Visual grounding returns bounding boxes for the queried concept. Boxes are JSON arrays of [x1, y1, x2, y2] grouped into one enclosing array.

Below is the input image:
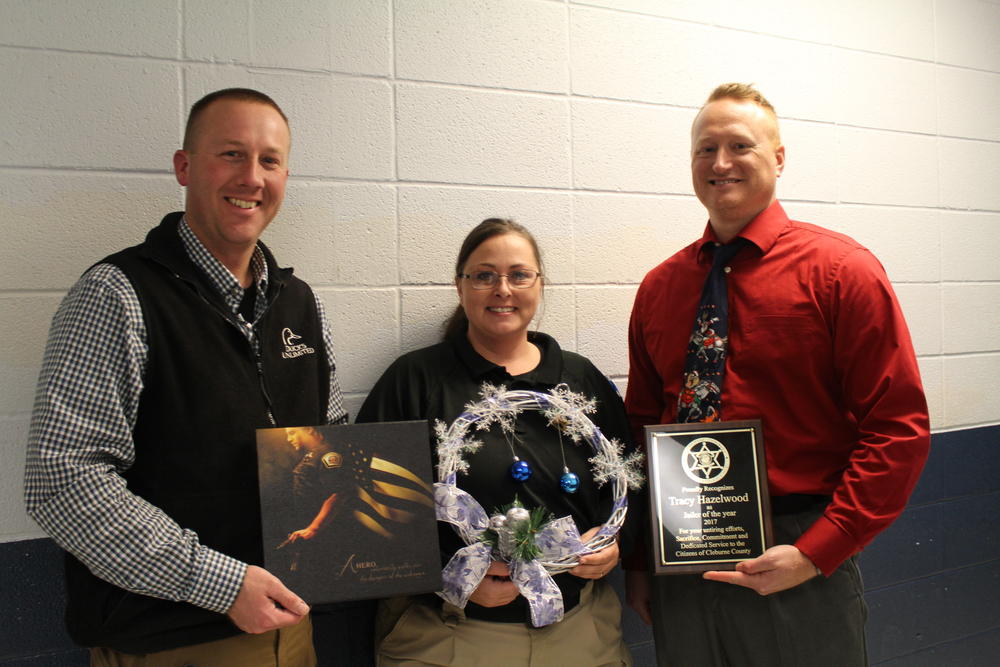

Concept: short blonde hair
[[699, 83, 781, 143]]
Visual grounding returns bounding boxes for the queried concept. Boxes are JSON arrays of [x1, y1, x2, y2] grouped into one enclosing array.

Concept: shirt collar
[[696, 200, 790, 260], [451, 331, 563, 386], [178, 217, 269, 309]]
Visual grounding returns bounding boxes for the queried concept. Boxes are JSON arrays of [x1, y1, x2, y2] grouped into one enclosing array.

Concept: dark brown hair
[[183, 88, 289, 151], [443, 218, 544, 340]]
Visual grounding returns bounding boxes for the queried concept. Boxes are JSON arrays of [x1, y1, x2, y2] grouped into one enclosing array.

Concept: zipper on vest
[[256, 354, 277, 426], [256, 281, 285, 427], [165, 264, 289, 427], [169, 269, 280, 425]]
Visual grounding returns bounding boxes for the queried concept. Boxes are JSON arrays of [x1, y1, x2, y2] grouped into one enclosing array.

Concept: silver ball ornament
[[505, 506, 530, 528]]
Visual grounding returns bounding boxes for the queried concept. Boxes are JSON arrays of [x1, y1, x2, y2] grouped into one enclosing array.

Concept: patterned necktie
[[677, 239, 745, 423]]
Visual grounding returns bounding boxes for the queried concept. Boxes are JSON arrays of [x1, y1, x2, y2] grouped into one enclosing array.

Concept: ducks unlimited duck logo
[[281, 327, 316, 359]]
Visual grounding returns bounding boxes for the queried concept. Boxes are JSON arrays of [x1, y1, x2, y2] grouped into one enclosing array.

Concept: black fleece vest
[[64, 213, 329, 653]]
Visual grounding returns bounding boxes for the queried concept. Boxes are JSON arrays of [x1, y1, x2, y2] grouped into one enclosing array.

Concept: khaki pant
[[90, 614, 316, 667], [378, 581, 631, 667]]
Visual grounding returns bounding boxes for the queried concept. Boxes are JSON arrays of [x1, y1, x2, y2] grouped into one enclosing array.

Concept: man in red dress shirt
[[625, 83, 930, 666]]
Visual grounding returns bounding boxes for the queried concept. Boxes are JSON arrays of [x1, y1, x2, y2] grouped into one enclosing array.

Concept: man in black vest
[[25, 89, 360, 664]]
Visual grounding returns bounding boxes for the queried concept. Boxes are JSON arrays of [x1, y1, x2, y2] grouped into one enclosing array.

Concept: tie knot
[[710, 239, 745, 270]]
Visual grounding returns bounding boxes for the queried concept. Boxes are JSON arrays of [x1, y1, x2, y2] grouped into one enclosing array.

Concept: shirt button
[[724, 266, 732, 274]]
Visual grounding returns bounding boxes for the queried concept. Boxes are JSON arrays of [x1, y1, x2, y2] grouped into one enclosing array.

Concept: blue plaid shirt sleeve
[[23, 264, 245, 614]]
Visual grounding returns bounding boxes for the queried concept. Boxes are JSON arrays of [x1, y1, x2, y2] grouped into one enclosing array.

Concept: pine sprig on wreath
[[479, 499, 553, 563]]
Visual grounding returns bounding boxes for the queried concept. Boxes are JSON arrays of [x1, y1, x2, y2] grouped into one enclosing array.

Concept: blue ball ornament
[[560, 471, 580, 493], [509, 458, 533, 482]]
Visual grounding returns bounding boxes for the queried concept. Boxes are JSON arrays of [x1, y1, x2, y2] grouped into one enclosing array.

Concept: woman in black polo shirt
[[357, 218, 634, 666]]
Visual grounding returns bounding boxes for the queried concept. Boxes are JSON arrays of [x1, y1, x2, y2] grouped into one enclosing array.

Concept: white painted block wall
[[1, 0, 997, 543]]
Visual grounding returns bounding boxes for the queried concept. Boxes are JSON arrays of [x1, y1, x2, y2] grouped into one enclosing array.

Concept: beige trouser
[[378, 580, 632, 667], [89, 614, 315, 667]]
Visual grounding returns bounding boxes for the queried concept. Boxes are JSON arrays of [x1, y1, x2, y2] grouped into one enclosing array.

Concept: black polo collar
[[450, 330, 564, 386]]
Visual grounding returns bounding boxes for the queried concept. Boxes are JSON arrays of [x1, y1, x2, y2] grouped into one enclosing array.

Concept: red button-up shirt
[[626, 201, 930, 573]]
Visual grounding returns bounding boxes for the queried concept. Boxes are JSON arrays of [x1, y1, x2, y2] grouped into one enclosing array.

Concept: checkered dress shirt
[[24, 219, 347, 614]]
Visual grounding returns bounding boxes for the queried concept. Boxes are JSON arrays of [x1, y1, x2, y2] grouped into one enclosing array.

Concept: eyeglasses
[[460, 269, 541, 290]]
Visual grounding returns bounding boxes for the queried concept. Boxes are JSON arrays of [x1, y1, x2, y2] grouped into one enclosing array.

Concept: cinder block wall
[[2, 1, 998, 664]]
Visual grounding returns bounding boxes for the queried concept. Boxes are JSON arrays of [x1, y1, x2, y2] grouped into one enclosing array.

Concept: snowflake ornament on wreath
[[433, 383, 644, 627]]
